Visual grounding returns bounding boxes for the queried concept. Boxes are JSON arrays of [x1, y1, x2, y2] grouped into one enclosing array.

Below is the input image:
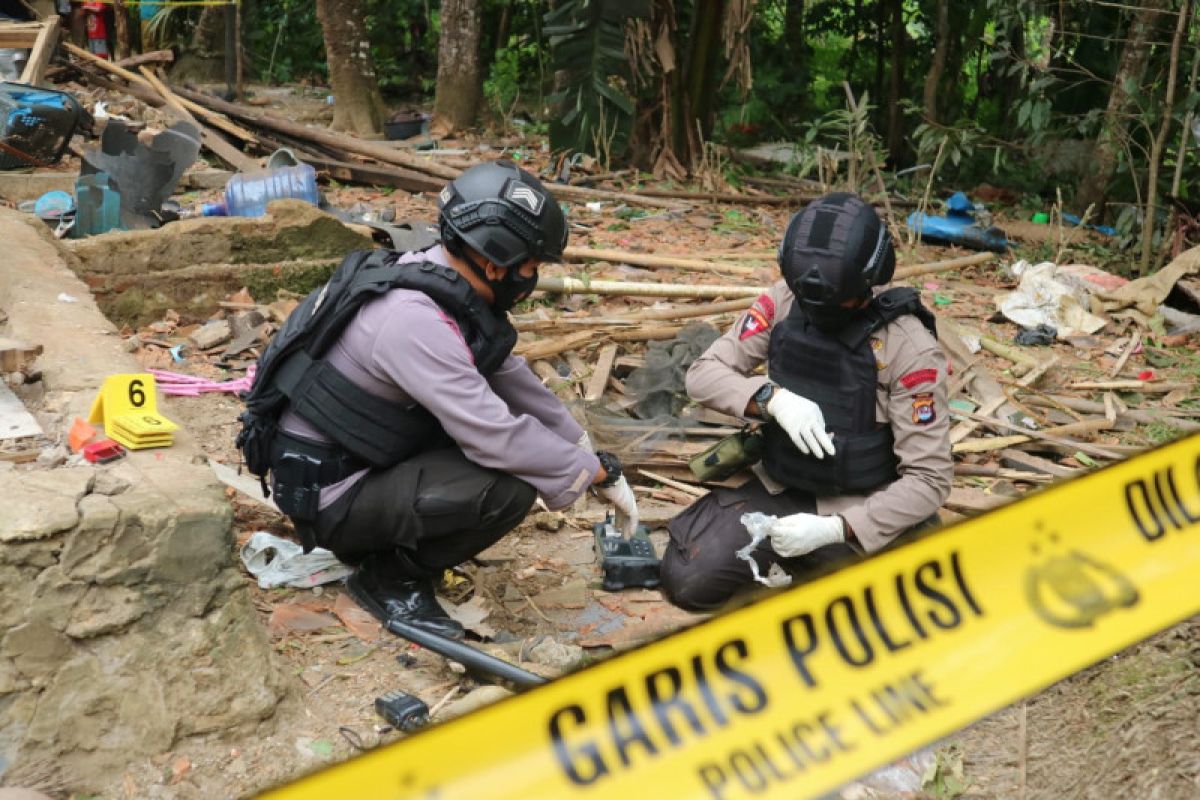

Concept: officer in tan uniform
[[660, 192, 953, 611]]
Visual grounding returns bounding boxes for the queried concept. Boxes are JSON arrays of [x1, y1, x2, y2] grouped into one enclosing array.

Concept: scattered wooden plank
[[945, 487, 1015, 513], [1068, 379, 1190, 392], [209, 458, 280, 513], [998, 449, 1084, 478], [0, 383, 43, 441], [0, 338, 43, 373], [585, 344, 618, 401], [0, 22, 42, 49], [18, 21, 59, 85], [516, 331, 597, 362]]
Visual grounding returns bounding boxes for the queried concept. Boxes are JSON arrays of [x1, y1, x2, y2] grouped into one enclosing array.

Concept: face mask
[[800, 301, 866, 333], [491, 268, 539, 313]]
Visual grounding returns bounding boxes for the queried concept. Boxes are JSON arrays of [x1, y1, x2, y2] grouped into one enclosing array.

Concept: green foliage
[[543, 0, 650, 162]]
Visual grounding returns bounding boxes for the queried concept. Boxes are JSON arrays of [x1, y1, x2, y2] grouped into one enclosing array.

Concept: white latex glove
[[576, 431, 593, 452], [596, 475, 639, 538], [768, 513, 844, 558], [766, 387, 836, 459]]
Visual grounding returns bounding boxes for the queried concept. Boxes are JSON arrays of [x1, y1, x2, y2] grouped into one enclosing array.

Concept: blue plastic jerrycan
[[73, 173, 122, 238]]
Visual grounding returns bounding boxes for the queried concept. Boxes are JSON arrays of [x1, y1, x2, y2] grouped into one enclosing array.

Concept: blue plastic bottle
[[202, 164, 320, 217]]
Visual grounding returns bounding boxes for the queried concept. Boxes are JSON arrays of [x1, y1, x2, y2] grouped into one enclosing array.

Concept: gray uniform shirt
[[279, 246, 599, 510], [686, 279, 954, 553]]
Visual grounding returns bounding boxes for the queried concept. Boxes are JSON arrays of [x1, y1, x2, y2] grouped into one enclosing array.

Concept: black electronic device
[[593, 517, 661, 591], [374, 690, 430, 732]]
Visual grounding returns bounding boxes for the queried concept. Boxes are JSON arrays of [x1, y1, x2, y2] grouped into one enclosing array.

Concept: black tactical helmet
[[778, 192, 895, 331], [438, 160, 568, 268]]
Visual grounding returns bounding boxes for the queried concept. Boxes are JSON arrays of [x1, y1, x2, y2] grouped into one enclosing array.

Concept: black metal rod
[[386, 618, 547, 691]]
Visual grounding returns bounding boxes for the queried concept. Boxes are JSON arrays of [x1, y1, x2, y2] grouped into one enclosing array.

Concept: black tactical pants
[[659, 477, 858, 612], [310, 447, 537, 580]]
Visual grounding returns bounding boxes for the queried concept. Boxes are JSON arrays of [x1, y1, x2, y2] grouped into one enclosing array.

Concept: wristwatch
[[753, 381, 777, 416], [595, 451, 623, 487]]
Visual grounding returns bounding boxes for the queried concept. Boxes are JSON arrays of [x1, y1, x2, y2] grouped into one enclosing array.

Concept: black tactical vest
[[761, 287, 935, 496], [269, 257, 517, 470]]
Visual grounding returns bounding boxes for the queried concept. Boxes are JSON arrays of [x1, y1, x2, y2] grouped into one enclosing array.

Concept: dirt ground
[[25, 96, 1196, 797]]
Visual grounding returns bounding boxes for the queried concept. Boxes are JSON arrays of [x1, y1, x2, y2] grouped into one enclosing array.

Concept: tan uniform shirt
[[686, 279, 953, 553]]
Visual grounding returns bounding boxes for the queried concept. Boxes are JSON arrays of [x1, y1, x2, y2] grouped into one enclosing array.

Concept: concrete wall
[[0, 209, 287, 791]]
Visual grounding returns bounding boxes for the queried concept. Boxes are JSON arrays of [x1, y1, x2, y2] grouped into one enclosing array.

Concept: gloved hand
[[596, 475, 640, 538], [768, 513, 844, 558], [766, 387, 836, 459]]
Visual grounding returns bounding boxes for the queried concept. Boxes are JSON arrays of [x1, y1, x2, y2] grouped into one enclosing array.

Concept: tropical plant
[[543, 0, 651, 161]]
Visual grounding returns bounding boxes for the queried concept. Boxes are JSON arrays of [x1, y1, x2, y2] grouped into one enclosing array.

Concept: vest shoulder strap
[[837, 287, 937, 349]]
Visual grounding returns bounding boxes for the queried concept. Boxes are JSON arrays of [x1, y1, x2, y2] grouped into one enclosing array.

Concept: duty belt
[[271, 430, 366, 486]]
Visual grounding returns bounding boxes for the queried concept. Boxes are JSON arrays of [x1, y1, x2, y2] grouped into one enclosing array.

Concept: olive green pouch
[[688, 427, 764, 483]]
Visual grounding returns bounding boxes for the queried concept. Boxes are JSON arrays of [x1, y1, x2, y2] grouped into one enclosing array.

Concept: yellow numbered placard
[[88, 373, 161, 424], [89, 374, 178, 450]]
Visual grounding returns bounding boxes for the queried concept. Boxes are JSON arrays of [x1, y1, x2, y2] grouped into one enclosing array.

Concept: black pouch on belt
[[272, 452, 323, 522]]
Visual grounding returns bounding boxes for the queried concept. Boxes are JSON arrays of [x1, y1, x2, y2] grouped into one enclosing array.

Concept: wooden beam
[[300, 154, 444, 193], [17, 21, 58, 85], [585, 344, 618, 401], [0, 23, 41, 49]]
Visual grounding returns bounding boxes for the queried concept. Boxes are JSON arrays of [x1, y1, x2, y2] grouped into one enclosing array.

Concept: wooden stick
[[139, 66, 196, 123], [891, 251, 996, 280], [561, 246, 758, 277], [516, 331, 596, 362], [1108, 331, 1141, 378], [585, 344, 618, 401], [638, 469, 709, 498], [536, 277, 761, 299]]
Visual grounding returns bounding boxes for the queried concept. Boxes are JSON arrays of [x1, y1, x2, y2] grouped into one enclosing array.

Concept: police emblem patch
[[737, 294, 776, 340], [912, 392, 936, 424]]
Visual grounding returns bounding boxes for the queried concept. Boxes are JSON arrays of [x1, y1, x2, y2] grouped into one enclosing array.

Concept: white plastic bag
[[738, 512, 792, 588], [240, 531, 354, 589]]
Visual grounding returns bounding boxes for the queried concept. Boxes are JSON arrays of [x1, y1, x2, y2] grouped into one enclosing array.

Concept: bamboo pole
[[535, 277, 761, 299], [892, 251, 996, 280], [561, 246, 758, 276]]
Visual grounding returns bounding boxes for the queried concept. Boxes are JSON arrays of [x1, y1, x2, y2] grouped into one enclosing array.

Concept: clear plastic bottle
[[202, 164, 320, 217]]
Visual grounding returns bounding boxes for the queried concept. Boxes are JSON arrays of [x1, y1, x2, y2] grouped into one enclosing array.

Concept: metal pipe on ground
[[386, 619, 547, 691]]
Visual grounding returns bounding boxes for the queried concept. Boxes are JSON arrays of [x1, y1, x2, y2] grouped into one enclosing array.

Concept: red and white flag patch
[[738, 294, 776, 340], [899, 368, 938, 389]]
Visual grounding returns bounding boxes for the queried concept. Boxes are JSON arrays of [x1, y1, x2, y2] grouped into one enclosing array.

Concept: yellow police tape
[[263, 434, 1200, 800]]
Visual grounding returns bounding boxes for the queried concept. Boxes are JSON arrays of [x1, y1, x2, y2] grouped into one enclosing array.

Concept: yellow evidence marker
[[88, 373, 178, 450]]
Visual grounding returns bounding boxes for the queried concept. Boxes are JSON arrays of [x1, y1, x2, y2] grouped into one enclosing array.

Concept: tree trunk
[[433, 0, 483, 133], [112, 0, 132, 61], [316, 0, 386, 136], [677, 0, 725, 163], [1075, 1, 1165, 216], [886, 0, 905, 162], [922, 0, 949, 124], [1140, 0, 1190, 274]]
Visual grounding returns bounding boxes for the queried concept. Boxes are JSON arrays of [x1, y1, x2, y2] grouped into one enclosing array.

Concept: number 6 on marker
[[88, 373, 161, 425]]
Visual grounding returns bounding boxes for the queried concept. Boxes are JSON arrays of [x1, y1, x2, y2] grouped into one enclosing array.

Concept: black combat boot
[[346, 554, 464, 641]]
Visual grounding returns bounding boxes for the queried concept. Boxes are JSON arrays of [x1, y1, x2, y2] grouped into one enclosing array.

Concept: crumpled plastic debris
[[240, 530, 353, 589], [1014, 323, 1057, 346], [738, 512, 792, 588], [996, 261, 1108, 338]]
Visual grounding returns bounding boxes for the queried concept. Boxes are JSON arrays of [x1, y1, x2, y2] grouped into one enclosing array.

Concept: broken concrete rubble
[[58, 199, 371, 325], [0, 207, 286, 792]]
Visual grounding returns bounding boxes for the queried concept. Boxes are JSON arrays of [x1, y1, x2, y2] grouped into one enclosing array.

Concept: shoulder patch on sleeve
[[911, 392, 937, 425], [899, 368, 938, 389], [737, 293, 776, 340]]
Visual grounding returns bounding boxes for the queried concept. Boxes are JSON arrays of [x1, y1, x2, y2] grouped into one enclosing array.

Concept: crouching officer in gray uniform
[[660, 193, 953, 611], [258, 161, 639, 638]]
